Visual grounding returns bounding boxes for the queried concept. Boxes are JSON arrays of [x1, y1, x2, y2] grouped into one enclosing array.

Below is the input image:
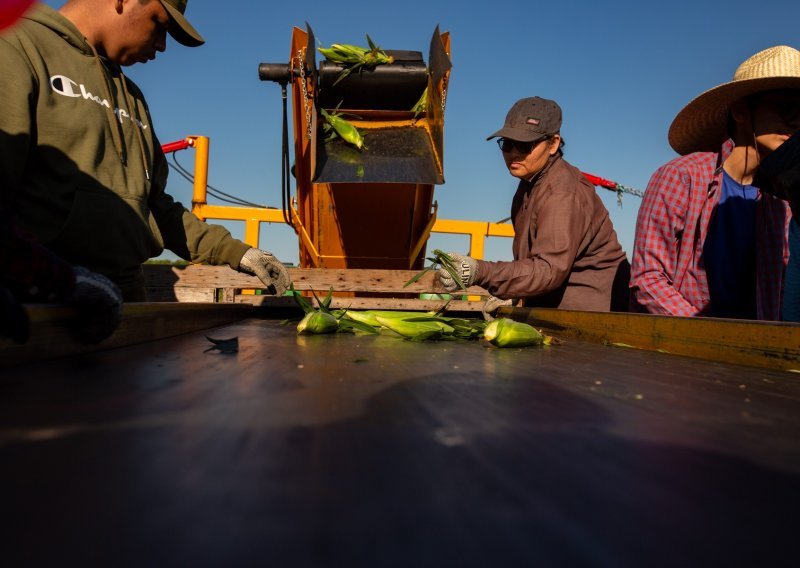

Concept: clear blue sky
[[42, 0, 800, 265]]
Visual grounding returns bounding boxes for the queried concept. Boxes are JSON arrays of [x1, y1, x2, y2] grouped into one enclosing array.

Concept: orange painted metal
[[286, 27, 451, 270]]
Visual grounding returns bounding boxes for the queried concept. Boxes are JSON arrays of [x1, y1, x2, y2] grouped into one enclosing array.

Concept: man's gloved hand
[[437, 252, 479, 292], [68, 266, 123, 344], [481, 295, 514, 321], [238, 248, 291, 296]]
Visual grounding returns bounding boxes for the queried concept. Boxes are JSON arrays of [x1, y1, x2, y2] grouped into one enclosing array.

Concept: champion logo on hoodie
[[49, 74, 148, 130]]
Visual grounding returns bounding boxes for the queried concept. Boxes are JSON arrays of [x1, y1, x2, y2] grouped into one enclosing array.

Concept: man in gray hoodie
[[0, 0, 290, 301]]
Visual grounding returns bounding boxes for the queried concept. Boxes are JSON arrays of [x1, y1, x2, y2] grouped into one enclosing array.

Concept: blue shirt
[[702, 170, 759, 318]]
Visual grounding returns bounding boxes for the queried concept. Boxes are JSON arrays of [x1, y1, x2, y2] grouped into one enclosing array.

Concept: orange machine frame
[[286, 27, 451, 270]]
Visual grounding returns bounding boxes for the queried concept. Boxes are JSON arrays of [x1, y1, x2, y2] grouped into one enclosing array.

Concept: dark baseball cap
[[487, 96, 562, 142], [159, 0, 204, 47]]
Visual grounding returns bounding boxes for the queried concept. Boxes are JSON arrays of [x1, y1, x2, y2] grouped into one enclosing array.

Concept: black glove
[[238, 248, 291, 296], [437, 252, 479, 292], [67, 267, 123, 344]]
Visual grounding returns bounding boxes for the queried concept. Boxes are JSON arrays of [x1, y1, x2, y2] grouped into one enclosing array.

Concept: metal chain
[[297, 49, 313, 140], [617, 183, 645, 198], [610, 184, 645, 207]]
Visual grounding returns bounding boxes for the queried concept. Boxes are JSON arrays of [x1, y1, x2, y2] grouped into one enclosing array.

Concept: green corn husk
[[404, 249, 468, 290], [336, 317, 380, 335], [318, 35, 395, 85], [411, 86, 428, 119], [483, 318, 544, 348], [376, 315, 455, 339], [317, 44, 367, 65], [399, 316, 486, 339], [288, 283, 314, 314], [321, 108, 365, 150], [340, 310, 434, 328], [297, 311, 339, 335]]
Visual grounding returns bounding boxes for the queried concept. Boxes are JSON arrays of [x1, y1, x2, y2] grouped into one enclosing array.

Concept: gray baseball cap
[[487, 96, 562, 142]]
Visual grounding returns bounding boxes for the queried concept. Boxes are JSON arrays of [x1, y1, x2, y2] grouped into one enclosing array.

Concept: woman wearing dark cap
[[436, 96, 630, 313]]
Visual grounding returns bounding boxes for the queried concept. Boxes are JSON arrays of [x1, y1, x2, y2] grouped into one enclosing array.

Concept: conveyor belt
[[1, 318, 798, 565]]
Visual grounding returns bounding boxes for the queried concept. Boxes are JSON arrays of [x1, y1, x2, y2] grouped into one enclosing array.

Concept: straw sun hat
[[668, 45, 800, 155]]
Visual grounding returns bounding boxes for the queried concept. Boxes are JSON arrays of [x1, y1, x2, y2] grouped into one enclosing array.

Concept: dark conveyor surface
[[1, 318, 798, 566]]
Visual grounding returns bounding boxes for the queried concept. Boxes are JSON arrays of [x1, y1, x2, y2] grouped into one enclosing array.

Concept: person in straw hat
[[630, 45, 800, 320]]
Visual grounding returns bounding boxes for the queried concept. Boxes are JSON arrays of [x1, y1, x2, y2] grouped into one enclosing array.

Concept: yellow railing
[[178, 136, 514, 261]]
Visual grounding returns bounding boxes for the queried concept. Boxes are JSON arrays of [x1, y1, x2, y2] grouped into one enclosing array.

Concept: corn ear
[[318, 44, 368, 64], [483, 318, 543, 347], [341, 310, 442, 328], [321, 108, 365, 150], [376, 316, 454, 338], [318, 35, 394, 85], [297, 311, 339, 335]]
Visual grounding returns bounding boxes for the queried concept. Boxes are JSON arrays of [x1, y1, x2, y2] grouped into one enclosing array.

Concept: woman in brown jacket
[[437, 97, 630, 312]]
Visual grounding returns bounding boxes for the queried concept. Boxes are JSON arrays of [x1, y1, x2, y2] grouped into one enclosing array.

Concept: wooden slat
[[236, 295, 484, 312], [504, 306, 800, 372], [143, 264, 488, 295], [146, 287, 217, 302], [0, 302, 254, 368]]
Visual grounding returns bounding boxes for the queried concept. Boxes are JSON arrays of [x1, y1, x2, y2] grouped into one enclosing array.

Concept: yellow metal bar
[[193, 202, 516, 262], [432, 218, 515, 238], [189, 135, 210, 209], [243, 221, 260, 249], [192, 204, 288, 249], [431, 219, 514, 259], [504, 306, 800, 372], [192, 204, 286, 223]]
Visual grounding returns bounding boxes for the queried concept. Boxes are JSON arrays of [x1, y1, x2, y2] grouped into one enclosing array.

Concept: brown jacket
[[476, 155, 629, 311]]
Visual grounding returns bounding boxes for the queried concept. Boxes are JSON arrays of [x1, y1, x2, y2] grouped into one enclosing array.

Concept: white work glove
[[481, 295, 514, 321], [437, 252, 479, 292], [238, 248, 291, 296], [68, 266, 123, 344]]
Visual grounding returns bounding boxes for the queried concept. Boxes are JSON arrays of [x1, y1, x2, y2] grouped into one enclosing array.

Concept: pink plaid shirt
[[631, 140, 790, 320]]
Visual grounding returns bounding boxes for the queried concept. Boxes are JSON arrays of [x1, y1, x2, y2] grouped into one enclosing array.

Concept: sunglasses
[[767, 99, 800, 124], [748, 94, 800, 124], [496, 137, 548, 153]]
